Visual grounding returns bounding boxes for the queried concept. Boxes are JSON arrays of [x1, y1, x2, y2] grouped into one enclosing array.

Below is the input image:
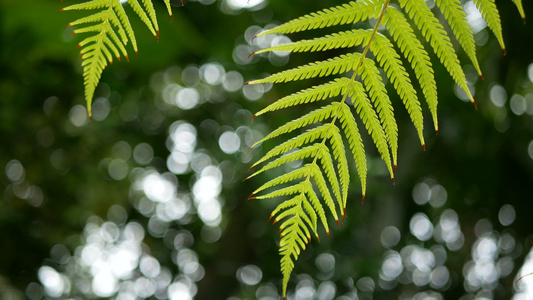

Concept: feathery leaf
[[434, 0, 481, 76], [255, 0, 385, 38], [382, 7, 439, 132], [398, 0, 475, 107], [473, 0, 505, 52], [63, 0, 173, 116], [247, 0, 520, 296]]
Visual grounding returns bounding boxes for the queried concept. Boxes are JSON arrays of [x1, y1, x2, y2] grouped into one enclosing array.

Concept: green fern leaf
[[251, 126, 329, 168], [337, 102, 366, 199], [249, 143, 342, 210], [473, 0, 505, 52], [512, 0, 526, 22], [253, 29, 369, 55], [127, 0, 158, 38], [326, 122, 350, 211], [350, 81, 393, 179], [308, 162, 340, 223], [255, 0, 385, 37], [252, 164, 314, 196], [163, 0, 174, 19], [251, 29, 418, 154], [370, 32, 425, 149], [434, 0, 481, 77], [359, 58, 398, 168], [251, 104, 338, 149], [252, 183, 303, 201], [278, 201, 307, 296], [248, 0, 522, 296], [248, 53, 362, 84], [398, 0, 475, 107], [382, 7, 439, 132], [248, 146, 320, 180], [63, 0, 173, 116], [252, 78, 350, 117]]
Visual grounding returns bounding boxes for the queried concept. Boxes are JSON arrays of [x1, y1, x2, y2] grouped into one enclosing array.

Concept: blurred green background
[[1, 0, 533, 299]]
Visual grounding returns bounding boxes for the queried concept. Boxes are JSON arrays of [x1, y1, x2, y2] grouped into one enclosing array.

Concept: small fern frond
[[473, 0, 505, 52], [255, 0, 385, 38], [62, 0, 172, 116]]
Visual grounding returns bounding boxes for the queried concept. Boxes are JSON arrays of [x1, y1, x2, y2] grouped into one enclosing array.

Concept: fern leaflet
[[62, 0, 173, 116]]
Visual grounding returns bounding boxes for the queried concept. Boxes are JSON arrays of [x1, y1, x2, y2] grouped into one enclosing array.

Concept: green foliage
[[61, 0, 174, 116], [247, 0, 524, 297]]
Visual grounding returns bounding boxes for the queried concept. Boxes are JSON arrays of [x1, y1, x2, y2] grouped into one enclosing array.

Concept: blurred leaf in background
[[1, 0, 533, 299]]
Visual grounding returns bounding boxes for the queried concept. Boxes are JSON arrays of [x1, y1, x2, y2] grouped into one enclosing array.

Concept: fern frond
[[382, 7, 439, 132], [434, 0, 481, 77], [255, 0, 385, 38], [248, 0, 521, 296], [63, 0, 173, 116], [398, 0, 475, 107], [473, 0, 505, 52]]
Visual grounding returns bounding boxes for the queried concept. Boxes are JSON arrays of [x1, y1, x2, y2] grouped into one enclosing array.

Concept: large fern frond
[[248, 0, 522, 297], [62, 0, 173, 116]]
